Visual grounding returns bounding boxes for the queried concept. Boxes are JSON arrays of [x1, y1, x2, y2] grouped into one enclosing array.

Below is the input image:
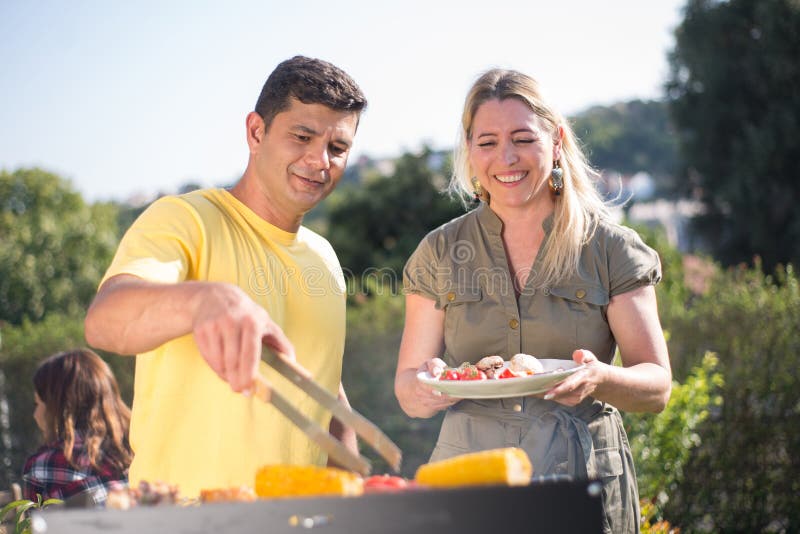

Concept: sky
[[0, 0, 686, 203]]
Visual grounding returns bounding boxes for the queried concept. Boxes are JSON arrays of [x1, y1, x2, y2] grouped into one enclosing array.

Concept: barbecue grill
[[32, 479, 604, 533]]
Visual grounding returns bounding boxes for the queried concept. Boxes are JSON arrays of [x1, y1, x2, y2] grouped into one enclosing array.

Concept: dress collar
[[475, 202, 555, 235]]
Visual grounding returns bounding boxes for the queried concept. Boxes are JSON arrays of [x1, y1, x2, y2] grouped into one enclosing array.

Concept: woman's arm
[[394, 294, 459, 418], [544, 285, 672, 412]]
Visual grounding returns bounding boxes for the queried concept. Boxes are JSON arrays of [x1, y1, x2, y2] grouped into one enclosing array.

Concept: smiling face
[[246, 98, 359, 230], [468, 97, 560, 211]]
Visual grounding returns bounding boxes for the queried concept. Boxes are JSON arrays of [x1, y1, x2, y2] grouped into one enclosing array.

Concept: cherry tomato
[[364, 475, 409, 493], [497, 368, 517, 379], [459, 365, 487, 380], [440, 369, 461, 381]]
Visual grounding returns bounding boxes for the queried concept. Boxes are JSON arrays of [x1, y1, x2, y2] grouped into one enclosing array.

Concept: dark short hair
[[254, 56, 367, 130]]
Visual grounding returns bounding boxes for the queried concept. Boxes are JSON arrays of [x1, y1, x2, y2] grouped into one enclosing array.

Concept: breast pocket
[[547, 284, 610, 350], [442, 286, 486, 363], [442, 286, 482, 326]]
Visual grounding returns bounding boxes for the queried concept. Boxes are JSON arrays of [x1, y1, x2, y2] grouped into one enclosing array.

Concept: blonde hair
[[449, 68, 612, 288]]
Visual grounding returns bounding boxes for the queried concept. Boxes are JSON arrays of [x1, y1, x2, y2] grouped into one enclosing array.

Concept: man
[[84, 56, 367, 497]]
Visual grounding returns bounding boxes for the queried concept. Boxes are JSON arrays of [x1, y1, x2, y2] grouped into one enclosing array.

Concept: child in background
[[22, 348, 132, 505]]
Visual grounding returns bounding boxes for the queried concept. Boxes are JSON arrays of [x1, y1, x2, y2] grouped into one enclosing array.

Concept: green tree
[[667, 0, 800, 271], [0, 168, 119, 325], [571, 100, 679, 195], [326, 148, 466, 279]]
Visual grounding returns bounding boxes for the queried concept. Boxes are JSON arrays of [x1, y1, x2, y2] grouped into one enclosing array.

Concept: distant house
[[600, 169, 705, 253], [628, 198, 705, 253]]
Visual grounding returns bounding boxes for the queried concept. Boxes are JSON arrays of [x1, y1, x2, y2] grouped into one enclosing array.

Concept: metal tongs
[[252, 348, 402, 476]]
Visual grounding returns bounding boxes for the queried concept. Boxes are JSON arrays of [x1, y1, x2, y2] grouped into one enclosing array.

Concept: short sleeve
[[99, 196, 203, 287], [402, 234, 442, 304], [608, 227, 662, 297]]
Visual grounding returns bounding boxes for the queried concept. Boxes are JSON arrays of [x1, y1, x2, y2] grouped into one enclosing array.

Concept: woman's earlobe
[[553, 139, 563, 161]]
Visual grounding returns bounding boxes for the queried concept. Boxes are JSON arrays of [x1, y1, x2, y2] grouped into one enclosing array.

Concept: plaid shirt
[[22, 434, 128, 505]]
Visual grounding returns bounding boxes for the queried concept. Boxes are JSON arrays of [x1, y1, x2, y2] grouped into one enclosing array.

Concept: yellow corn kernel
[[414, 447, 532, 488], [254, 465, 364, 498]]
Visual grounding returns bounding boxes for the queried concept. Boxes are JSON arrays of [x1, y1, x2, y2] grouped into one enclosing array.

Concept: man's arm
[[84, 273, 295, 392], [327, 382, 358, 466]]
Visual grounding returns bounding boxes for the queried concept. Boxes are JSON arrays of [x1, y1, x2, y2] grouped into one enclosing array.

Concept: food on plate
[[510, 353, 544, 374], [105, 486, 134, 510], [254, 465, 364, 498], [105, 480, 181, 509], [439, 354, 544, 381], [414, 447, 532, 488], [133, 480, 181, 505], [440, 362, 487, 381], [200, 485, 257, 503], [363, 474, 411, 493], [476, 355, 505, 379]]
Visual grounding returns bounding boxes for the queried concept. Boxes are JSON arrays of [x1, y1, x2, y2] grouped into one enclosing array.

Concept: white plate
[[417, 359, 584, 399]]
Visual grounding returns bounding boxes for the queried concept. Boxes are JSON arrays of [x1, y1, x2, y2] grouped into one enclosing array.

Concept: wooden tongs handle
[[255, 349, 402, 475], [252, 373, 371, 475]]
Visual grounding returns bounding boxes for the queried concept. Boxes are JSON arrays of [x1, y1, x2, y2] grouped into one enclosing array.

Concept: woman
[[395, 69, 671, 533], [23, 349, 133, 505]]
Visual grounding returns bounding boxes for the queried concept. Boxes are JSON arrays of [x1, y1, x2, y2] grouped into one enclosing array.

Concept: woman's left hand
[[541, 349, 607, 406]]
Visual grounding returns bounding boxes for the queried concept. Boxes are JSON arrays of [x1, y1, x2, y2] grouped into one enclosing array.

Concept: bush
[[624, 352, 723, 518], [661, 262, 800, 532]]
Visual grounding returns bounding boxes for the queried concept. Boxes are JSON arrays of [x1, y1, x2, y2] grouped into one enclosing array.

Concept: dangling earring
[[549, 160, 564, 196], [471, 177, 483, 203]]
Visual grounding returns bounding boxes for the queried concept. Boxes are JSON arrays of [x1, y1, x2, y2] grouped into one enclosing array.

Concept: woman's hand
[[542, 349, 608, 406], [422, 357, 448, 379], [396, 357, 460, 418], [541, 285, 672, 413], [395, 295, 458, 418], [418, 358, 460, 409]]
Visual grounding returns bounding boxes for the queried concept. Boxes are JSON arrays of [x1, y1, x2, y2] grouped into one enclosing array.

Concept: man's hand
[[192, 283, 295, 393], [85, 275, 295, 394]]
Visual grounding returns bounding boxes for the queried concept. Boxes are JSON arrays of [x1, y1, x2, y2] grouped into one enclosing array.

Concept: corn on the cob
[[414, 447, 532, 488], [254, 465, 364, 498]]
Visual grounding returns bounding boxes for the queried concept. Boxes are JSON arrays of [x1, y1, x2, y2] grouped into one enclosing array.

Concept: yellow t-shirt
[[100, 188, 346, 497]]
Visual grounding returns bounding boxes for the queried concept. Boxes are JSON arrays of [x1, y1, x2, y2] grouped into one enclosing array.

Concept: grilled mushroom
[[476, 355, 505, 379]]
